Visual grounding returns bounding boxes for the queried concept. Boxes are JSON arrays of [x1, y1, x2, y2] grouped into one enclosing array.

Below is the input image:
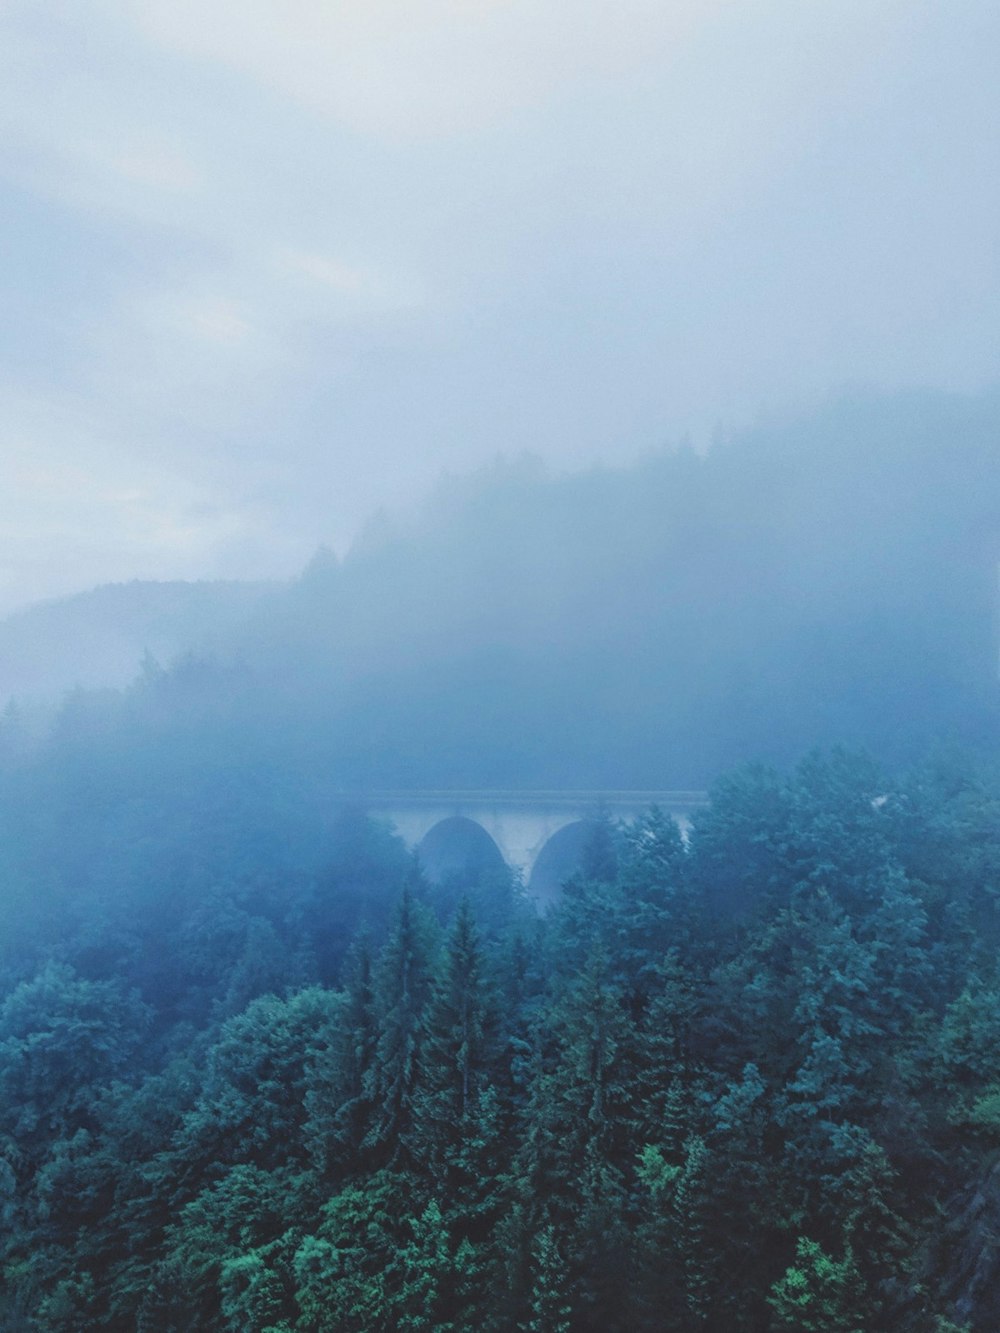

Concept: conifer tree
[[673, 1134, 712, 1327], [307, 928, 378, 1176], [390, 1198, 456, 1332], [365, 886, 437, 1168], [767, 1236, 865, 1333], [525, 1224, 571, 1333], [413, 899, 502, 1223]]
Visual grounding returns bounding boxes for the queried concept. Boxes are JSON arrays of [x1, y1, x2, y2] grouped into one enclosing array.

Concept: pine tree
[[524, 950, 632, 1328], [390, 1198, 456, 1333], [365, 887, 437, 1169], [525, 1224, 571, 1333], [767, 1236, 865, 1333], [308, 928, 379, 1176], [673, 1134, 711, 1327], [413, 899, 503, 1227]]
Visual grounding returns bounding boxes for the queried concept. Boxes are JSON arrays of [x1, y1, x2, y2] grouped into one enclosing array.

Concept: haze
[[1, 0, 997, 614]]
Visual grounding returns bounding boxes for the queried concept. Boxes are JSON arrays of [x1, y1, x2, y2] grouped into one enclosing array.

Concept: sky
[[0, 0, 997, 614]]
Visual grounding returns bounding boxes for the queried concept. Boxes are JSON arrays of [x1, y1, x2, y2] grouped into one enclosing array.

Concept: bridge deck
[[333, 790, 709, 885], [340, 789, 710, 809]]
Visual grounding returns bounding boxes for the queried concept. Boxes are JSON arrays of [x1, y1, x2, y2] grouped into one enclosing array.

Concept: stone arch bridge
[[341, 790, 709, 897]]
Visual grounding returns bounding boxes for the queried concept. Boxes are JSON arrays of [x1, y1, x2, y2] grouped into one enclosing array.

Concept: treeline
[[3, 747, 1000, 1329], [5, 390, 998, 788], [207, 390, 1000, 785]]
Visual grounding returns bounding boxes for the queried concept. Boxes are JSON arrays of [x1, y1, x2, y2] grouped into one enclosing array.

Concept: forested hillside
[[5, 391, 998, 787], [0, 390, 998, 1329], [206, 390, 1000, 786], [0, 580, 272, 712], [2, 748, 1000, 1329]]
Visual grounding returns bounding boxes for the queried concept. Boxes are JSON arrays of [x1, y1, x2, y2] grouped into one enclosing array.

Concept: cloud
[[0, 387, 272, 610], [121, 0, 724, 140], [0, 0, 996, 613], [163, 294, 254, 347], [277, 248, 427, 317], [88, 140, 201, 195]]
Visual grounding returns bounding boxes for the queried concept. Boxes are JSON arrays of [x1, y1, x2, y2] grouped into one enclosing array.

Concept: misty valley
[[1, 394, 999, 1331]]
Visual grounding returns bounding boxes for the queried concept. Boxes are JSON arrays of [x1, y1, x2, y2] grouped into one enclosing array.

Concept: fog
[[0, 1, 997, 610], [3, 388, 997, 786], [4, 9, 1000, 1329]]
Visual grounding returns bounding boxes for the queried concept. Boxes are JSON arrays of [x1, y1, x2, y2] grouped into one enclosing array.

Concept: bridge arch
[[354, 791, 708, 900], [416, 816, 506, 884], [528, 819, 596, 903]]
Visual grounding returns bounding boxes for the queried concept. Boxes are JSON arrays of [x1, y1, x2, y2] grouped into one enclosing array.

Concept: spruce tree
[[365, 886, 437, 1169], [413, 899, 503, 1230]]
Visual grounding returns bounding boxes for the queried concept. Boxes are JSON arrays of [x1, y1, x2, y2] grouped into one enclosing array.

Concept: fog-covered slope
[[214, 390, 1000, 787], [5, 390, 999, 787], [0, 579, 275, 710]]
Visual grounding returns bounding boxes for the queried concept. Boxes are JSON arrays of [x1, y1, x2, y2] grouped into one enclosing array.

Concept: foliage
[[0, 746, 998, 1329]]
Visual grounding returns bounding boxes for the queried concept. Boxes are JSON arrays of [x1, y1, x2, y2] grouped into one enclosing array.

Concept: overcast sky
[[0, 0, 997, 613]]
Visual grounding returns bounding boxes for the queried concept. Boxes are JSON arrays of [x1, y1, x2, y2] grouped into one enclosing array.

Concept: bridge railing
[[338, 789, 710, 809]]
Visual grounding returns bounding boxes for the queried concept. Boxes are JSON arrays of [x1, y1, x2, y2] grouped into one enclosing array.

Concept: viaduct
[[342, 790, 709, 898]]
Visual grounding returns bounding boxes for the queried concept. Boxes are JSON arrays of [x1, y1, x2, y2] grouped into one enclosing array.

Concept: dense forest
[[2, 746, 1000, 1329], [1, 391, 999, 1329]]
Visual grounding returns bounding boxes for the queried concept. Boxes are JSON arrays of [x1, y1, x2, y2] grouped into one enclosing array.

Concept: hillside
[[0, 578, 274, 711], [4, 390, 999, 789], [215, 390, 1000, 787]]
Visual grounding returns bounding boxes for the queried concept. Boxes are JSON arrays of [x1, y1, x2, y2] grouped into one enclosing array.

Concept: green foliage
[[219, 1243, 294, 1333], [364, 885, 438, 1167], [956, 1086, 1000, 1138], [2, 747, 1000, 1330], [0, 962, 149, 1162], [767, 1236, 866, 1333], [525, 1224, 572, 1333], [413, 898, 504, 1231], [176, 987, 343, 1174], [293, 1174, 400, 1332]]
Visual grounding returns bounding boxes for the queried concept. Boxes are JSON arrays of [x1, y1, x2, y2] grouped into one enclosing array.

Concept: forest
[[2, 744, 1000, 1330], [1, 392, 999, 1330]]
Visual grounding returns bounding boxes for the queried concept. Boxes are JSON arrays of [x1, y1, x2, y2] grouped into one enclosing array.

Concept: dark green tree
[[365, 886, 438, 1167]]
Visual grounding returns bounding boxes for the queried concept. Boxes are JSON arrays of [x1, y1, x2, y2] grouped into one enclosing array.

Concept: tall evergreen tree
[[305, 928, 379, 1177], [365, 886, 437, 1168], [414, 899, 502, 1218]]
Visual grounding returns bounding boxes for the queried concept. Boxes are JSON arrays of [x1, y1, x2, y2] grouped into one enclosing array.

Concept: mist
[[2, 4, 1000, 1330], [1, 1, 998, 609], [6, 388, 995, 782], [2, 390, 1000, 1328]]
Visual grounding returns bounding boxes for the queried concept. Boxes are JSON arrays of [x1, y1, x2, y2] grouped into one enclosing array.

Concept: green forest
[[1, 394, 999, 1329], [3, 743, 1000, 1331]]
